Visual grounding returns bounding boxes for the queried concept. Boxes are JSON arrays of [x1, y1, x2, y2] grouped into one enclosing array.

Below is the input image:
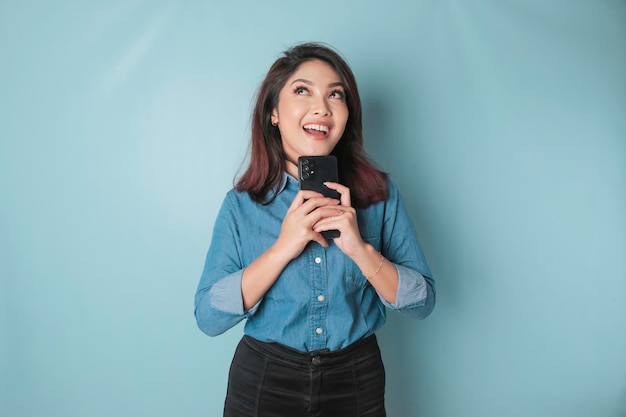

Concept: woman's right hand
[[273, 190, 341, 261]]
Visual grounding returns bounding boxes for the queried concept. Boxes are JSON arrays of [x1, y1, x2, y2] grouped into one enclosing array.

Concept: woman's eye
[[330, 90, 345, 99], [294, 86, 309, 95]]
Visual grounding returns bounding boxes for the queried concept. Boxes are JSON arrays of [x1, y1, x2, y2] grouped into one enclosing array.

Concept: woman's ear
[[271, 109, 278, 126]]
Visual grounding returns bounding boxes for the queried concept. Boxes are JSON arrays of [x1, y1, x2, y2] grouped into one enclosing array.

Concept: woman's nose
[[311, 97, 331, 116]]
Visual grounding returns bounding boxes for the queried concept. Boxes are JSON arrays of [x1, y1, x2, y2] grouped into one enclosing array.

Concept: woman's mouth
[[303, 124, 329, 137]]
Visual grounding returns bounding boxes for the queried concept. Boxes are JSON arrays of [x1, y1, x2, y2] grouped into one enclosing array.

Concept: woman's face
[[271, 59, 349, 176]]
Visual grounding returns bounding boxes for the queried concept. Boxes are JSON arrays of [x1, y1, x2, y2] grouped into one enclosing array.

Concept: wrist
[[365, 252, 385, 280], [267, 240, 297, 265], [352, 244, 384, 278]]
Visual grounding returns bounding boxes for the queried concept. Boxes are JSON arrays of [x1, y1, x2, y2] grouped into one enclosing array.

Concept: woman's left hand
[[313, 182, 367, 258]]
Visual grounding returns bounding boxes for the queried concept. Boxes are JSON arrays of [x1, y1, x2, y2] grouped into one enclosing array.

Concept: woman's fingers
[[278, 191, 341, 255], [287, 190, 323, 211], [288, 190, 340, 214], [313, 206, 351, 229], [279, 187, 355, 255], [323, 182, 351, 207]]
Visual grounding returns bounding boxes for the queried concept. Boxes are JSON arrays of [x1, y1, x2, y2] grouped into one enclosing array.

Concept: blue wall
[[1, 1, 625, 416]]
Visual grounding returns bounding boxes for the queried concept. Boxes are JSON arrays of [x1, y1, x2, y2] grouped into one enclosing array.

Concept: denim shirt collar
[[267, 172, 297, 201]]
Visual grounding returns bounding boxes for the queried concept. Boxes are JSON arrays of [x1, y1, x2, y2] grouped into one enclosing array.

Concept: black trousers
[[223, 334, 386, 417]]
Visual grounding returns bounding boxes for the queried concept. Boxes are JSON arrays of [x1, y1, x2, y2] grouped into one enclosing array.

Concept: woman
[[195, 42, 435, 417]]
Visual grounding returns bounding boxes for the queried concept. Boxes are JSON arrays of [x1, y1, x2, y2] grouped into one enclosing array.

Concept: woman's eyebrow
[[290, 78, 313, 86], [290, 79, 345, 88]]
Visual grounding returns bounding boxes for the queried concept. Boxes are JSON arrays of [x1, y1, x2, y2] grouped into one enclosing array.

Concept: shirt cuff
[[209, 270, 261, 316], [381, 264, 428, 310]]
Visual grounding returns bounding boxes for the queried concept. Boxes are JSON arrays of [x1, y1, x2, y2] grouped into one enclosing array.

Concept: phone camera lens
[[301, 172, 310, 180]]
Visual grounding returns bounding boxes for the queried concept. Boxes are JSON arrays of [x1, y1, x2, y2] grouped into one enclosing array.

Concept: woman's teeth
[[303, 124, 328, 133]]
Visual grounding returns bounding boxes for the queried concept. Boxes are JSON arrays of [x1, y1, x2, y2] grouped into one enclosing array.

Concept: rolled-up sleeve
[[380, 264, 436, 319], [208, 270, 245, 315]]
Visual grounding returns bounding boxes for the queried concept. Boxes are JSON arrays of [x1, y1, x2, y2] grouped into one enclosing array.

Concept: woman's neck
[[284, 159, 298, 179]]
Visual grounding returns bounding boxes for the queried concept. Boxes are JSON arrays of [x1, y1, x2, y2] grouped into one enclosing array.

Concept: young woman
[[195, 42, 435, 417]]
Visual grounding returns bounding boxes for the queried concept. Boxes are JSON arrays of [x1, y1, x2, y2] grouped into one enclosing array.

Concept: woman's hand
[[312, 182, 368, 258], [272, 189, 341, 261]]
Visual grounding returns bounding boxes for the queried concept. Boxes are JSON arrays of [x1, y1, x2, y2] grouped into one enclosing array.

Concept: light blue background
[[1, 1, 625, 416]]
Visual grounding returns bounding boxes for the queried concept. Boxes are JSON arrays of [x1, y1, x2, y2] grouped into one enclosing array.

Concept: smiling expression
[[271, 59, 349, 177]]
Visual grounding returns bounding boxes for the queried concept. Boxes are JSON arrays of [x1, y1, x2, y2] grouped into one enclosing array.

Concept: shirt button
[[316, 327, 323, 334], [315, 257, 322, 264], [317, 295, 325, 302]]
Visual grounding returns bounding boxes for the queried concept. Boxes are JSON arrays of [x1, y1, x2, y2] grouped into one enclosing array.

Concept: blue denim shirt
[[195, 173, 435, 352]]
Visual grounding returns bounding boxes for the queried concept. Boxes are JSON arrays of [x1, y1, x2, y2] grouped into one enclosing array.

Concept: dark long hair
[[236, 42, 388, 208]]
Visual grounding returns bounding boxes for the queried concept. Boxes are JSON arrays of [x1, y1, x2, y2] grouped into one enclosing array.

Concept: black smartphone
[[298, 155, 341, 239]]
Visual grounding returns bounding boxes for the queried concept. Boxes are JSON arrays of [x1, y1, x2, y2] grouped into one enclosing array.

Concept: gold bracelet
[[366, 253, 385, 280]]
